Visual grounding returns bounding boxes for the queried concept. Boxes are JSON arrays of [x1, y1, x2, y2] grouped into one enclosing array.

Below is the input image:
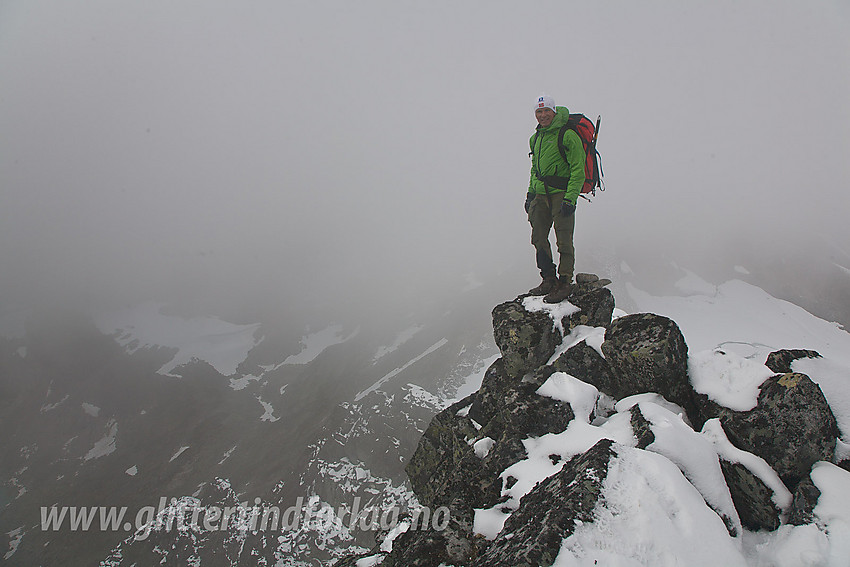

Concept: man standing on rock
[[525, 94, 586, 303]]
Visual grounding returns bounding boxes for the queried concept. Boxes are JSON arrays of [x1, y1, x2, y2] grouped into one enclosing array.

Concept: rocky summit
[[336, 276, 848, 566]]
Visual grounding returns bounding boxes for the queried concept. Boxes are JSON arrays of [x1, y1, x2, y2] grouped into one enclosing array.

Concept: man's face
[[535, 107, 555, 127]]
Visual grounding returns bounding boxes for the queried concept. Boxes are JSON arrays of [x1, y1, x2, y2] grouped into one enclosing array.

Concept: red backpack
[[529, 113, 605, 198], [560, 114, 603, 197]]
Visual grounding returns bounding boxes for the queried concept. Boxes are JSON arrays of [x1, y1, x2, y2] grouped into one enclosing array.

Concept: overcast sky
[[1, 0, 848, 320]]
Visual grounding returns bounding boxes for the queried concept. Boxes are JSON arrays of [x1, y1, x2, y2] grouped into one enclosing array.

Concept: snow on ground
[[81, 403, 101, 417], [403, 384, 442, 409], [628, 277, 850, 441], [84, 419, 118, 461], [627, 279, 850, 362], [4, 527, 24, 561], [168, 446, 190, 462], [554, 446, 748, 567], [688, 349, 775, 411], [537, 372, 599, 423], [94, 301, 261, 377], [284, 324, 359, 365], [354, 338, 448, 401], [256, 396, 280, 422]]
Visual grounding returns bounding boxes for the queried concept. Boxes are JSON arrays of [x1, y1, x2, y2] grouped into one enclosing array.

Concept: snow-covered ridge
[[628, 278, 850, 443]]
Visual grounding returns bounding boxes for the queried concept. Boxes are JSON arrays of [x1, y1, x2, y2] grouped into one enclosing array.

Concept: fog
[[1, 0, 848, 323]]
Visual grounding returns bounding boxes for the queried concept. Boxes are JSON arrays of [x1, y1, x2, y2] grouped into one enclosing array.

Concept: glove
[[524, 192, 534, 213], [560, 200, 576, 217]]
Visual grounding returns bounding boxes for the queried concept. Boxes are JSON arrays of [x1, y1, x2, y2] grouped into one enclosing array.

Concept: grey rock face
[[472, 439, 616, 567], [719, 373, 838, 490], [719, 459, 782, 531], [468, 358, 513, 426], [405, 395, 488, 512]]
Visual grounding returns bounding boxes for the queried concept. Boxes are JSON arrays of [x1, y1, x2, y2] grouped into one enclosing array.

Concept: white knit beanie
[[534, 94, 557, 113]]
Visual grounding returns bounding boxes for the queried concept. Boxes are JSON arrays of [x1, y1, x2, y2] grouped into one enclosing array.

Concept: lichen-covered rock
[[719, 459, 782, 531], [601, 313, 699, 425], [549, 341, 615, 395], [468, 358, 512, 426], [471, 439, 616, 567], [478, 382, 575, 442], [492, 300, 562, 379], [562, 286, 615, 330], [405, 395, 490, 512], [719, 373, 839, 490], [787, 475, 821, 526], [765, 349, 822, 373]]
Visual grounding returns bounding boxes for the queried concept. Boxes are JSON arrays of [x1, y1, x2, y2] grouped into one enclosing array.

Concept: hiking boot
[[543, 277, 574, 303], [528, 276, 558, 296]]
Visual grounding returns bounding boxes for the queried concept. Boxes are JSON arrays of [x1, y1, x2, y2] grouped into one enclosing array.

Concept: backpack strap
[[529, 131, 539, 157], [557, 114, 584, 164], [556, 123, 570, 164]]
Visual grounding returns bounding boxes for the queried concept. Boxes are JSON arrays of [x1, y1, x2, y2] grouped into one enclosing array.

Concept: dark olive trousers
[[528, 192, 575, 281]]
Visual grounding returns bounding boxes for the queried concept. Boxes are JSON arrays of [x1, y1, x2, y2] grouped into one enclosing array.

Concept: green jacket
[[528, 106, 586, 205]]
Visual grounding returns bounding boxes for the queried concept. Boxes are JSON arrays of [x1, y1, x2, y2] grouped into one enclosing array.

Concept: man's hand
[[525, 192, 534, 213], [560, 200, 576, 217]]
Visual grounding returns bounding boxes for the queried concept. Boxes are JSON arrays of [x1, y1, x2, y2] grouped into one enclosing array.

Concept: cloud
[[1, 0, 848, 317]]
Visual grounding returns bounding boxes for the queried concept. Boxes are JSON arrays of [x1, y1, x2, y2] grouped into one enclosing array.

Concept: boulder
[[601, 313, 699, 425], [467, 358, 512, 427], [719, 373, 839, 490], [405, 395, 495, 513], [787, 475, 821, 526], [718, 460, 782, 531], [477, 382, 575, 443], [471, 439, 616, 567], [765, 349, 822, 373], [562, 286, 615, 330], [492, 300, 561, 380]]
